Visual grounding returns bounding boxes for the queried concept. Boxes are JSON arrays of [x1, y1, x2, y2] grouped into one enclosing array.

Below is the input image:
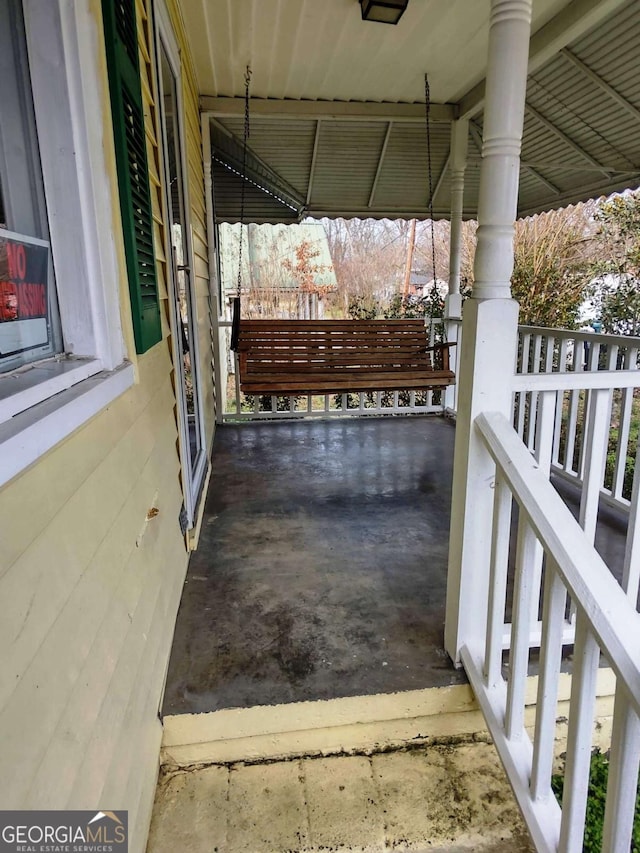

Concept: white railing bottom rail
[[468, 410, 640, 853]]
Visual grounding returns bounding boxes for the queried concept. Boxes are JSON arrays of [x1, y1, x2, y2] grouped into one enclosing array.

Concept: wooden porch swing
[[229, 70, 456, 398]]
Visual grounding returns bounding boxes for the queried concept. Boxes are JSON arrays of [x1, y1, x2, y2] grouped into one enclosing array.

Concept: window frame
[[0, 0, 135, 486]]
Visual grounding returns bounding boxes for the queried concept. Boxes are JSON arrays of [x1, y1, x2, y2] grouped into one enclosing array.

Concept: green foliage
[[551, 749, 640, 852], [346, 291, 445, 323], [347, 296, 380, 320], [595, 278, 640, 336], [594, 192, 640, 278], [589, 192, 640, 336], [603, 390, 640, 499], [242, 394, 299, 412], [510, 208, 595, 329]]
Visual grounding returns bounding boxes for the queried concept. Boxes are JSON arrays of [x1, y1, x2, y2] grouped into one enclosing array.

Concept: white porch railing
[[466, 409, 640, 853], [221, 318, 451, 421], [516, 326, 640, 514], [509, 328, 640, 651]]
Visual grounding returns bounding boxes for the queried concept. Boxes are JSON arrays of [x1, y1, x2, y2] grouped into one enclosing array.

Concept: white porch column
[[445, 118, 468, 322], [444, 119, 468, 411], [444, 0, 532, 663]]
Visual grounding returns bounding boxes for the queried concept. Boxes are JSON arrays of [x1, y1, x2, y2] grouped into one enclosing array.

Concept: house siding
[[0, 0, 212, 850]]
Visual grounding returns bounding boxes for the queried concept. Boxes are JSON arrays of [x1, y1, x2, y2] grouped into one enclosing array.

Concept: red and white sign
[[0, 229, 50, 359]]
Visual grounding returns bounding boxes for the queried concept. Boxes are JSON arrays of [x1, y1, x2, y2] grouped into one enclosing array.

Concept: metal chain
[[236, 65, 252, 300], [424, 75, 438, 296]]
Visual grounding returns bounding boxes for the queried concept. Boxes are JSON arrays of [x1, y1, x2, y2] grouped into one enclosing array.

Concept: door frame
[[153, 0, 208, 531]]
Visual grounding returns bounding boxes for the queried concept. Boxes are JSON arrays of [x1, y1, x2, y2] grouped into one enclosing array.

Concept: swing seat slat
[[234, 319, 456, 396]]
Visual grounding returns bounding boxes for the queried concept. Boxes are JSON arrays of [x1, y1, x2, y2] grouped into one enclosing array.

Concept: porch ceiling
[[186, 0, 640, 222]]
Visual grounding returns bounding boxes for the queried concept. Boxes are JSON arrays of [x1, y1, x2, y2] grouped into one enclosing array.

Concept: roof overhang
[[189, 0, 640, 223]]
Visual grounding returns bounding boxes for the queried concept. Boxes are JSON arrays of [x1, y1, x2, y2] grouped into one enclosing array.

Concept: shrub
[[551, 749, 640, 852]]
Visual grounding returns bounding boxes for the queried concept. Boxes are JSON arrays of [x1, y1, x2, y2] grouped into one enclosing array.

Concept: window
[[0, 0, 63, 372], [0, 0, 134, 486]]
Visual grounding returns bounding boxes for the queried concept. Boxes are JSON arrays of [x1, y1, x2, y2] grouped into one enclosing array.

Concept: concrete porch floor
[[162, 414, 629, 717], [147, 738, 536, 853], [163, 416, 465, 715]]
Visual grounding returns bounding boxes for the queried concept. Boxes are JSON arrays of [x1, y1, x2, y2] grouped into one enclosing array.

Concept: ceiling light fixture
[[359, 0, 409, 25]]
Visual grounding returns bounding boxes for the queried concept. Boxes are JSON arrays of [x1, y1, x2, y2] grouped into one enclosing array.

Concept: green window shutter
[[102, 0, 162, 354]]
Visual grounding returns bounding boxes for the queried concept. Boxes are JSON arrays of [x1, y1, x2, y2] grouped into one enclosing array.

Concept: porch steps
[[160, 685, 485, 767], [151, 673, 618, 850], [147, 739, 536, 852], [160, 673, 616, 768]]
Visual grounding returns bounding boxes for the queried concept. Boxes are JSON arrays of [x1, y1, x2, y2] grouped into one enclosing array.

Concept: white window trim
[[0, 0, 135, 486], [0, 361, 134, 485]]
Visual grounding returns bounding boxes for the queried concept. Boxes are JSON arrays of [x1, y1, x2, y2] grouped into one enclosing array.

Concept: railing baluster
[[623, 432, 640, 605], [527, 389, 557, 630], [485, 476, 513, 688], [552, 338, 568, 467], [613, 346, 637, 501], [579, 387, 611, 543], [578, 342, 601, 481], [516, 333, 531, 439], [601, 686, 640, 852], [526, 334, 543, 450], [534, 390, 556, 474], [530, 561, 566, 800], [564, 336, 584, 476], [505, 515, 537, 741], [558, 615, 600, 853]]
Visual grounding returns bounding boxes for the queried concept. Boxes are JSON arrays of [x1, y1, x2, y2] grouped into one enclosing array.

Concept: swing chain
[[424, 75, 438, 300], [236, 65, 252, 301]]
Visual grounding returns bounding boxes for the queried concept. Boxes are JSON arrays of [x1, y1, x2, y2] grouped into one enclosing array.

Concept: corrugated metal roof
[[192, 0, 640, 222], [181, 0, 569, 103]]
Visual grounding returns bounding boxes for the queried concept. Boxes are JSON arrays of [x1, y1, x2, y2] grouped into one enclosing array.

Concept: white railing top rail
[[513, 369, 640, 392], [476, 409, 640, 716], [519, 325, 640, 349]]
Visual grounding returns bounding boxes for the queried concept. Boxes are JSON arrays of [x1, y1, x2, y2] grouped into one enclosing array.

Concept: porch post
[[202, 113, 226, 425], [444, 118, 468, 411], [444, 0, 532, 664], [445, 118, 468, 322]]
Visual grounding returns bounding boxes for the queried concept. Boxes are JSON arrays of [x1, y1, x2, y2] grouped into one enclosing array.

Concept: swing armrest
[[424, 342, 457, 351], [425, 341, 457, 372]]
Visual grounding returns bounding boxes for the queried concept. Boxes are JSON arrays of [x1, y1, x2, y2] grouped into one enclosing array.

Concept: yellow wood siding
[[0, 345, 187, 852], [0, 1, 215, 850]]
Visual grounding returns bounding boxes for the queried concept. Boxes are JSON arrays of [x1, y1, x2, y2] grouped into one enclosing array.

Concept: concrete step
[[146, 738, 536, 852]]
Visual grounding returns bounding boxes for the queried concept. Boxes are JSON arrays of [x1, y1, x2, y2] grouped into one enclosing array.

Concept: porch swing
[[230, 70, 456, 398]]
